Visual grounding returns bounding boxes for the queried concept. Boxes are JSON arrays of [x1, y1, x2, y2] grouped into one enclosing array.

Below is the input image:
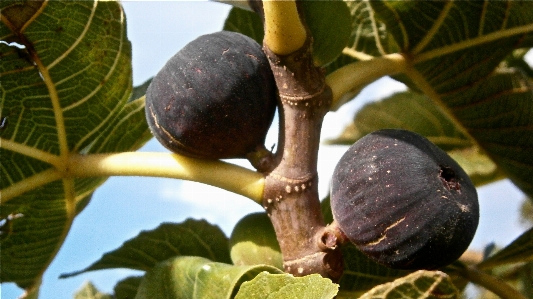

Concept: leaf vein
[[47, 1, 98, 70]]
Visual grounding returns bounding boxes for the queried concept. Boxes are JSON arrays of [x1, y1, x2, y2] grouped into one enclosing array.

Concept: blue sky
[[2, 1, 530, 298]]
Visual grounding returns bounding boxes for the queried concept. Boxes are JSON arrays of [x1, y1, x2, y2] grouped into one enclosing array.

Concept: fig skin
[[331, 129, 479, 270], [145, 31, 277, 159]]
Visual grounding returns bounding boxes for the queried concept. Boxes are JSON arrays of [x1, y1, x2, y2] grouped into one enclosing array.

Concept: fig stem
[[456, 265, 528, 299], [261, 17, 343, 280], [66, 152, 265, 203], [326, 53, 407, 111], [262, 0, 306, 55]]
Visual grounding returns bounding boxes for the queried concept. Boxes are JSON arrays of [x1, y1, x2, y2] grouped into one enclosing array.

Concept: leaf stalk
[[457, 266, 528, 299], [262, 0, 306, 55], [67, 152, 265, 204]]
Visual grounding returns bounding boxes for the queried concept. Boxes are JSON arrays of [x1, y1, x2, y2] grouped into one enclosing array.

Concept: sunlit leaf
[[74, 281, 112, 299], [0, 0, 150, 289], [326, 1, 533, 196], [235, 272, 338, 299], [442, 69, 533, 196], [325, 0, 399, 75], [229, 212, 283, 270], [61, 219, 231, 277], [370, 1, 533, 196], [357, 270, 459, 299], [135, 256, 282, 299], [329, 91, 504, 187]]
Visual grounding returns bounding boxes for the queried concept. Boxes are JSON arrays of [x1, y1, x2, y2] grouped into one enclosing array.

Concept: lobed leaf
[[114, 276, 143, 299], [441, 69, 533, 197], [235, 272, 338, 299], [327, 1, 533, 197], [74, 281, 113, 299], [0, 0, 150, 290], [372, 1, 533, 197], [338, 243, 412, 296], [135, 256, 282, 299], [357, 270, 459, 299], [60, 219, 231, 277]]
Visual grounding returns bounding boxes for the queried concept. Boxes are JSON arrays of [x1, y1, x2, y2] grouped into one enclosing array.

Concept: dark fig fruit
[[145, 31, 277, 159], [331, 129, 479, 270]]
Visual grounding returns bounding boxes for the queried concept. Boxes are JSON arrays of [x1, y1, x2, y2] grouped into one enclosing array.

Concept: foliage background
[[2, 1, 531, 298]]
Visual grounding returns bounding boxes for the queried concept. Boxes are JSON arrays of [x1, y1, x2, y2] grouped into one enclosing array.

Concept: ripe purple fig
[[145, 31, 277, 159], [331, 129, 479, 270]]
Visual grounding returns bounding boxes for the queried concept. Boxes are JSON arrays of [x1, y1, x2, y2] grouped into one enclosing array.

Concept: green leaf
[[370, 1, 533, 196], [338, 243, 412, 296], [128, 78, 152, 103], [442, 69, 533, 196], [519, 262, 533, 298], [478, 226, 533, 269], [328, 92, 471, 149], [325, 0, 401, 75], [114, 276, 143, 299], [321, 195, 334, 225], [86, 96, 151, 154], [223, 7, 264, 45], [357, 270, 459, 299], [328, 91, 504, 187], [229, 212, 283, 270], [61, 219, 231, 277], [135, 256, 282, 299], [328, 1, 533, 196], [235, 272, 338, 299], [300, 0, 351, 66], [520, 198, 533, 226], [0, 0, 151, 289], [74, 281, 113, 299]]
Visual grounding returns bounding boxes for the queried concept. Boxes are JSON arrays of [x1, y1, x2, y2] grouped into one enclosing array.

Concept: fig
[[145, 31, 277, 159], [229, 212, 283, 269], [331, 129, 479, 270]]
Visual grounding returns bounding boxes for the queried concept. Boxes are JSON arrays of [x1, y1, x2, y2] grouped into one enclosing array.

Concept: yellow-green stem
[[263, 0, 306, 55], [326, 53, 406, 110], [458, 266, 528, 299], [67, 152, 264, 203]]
